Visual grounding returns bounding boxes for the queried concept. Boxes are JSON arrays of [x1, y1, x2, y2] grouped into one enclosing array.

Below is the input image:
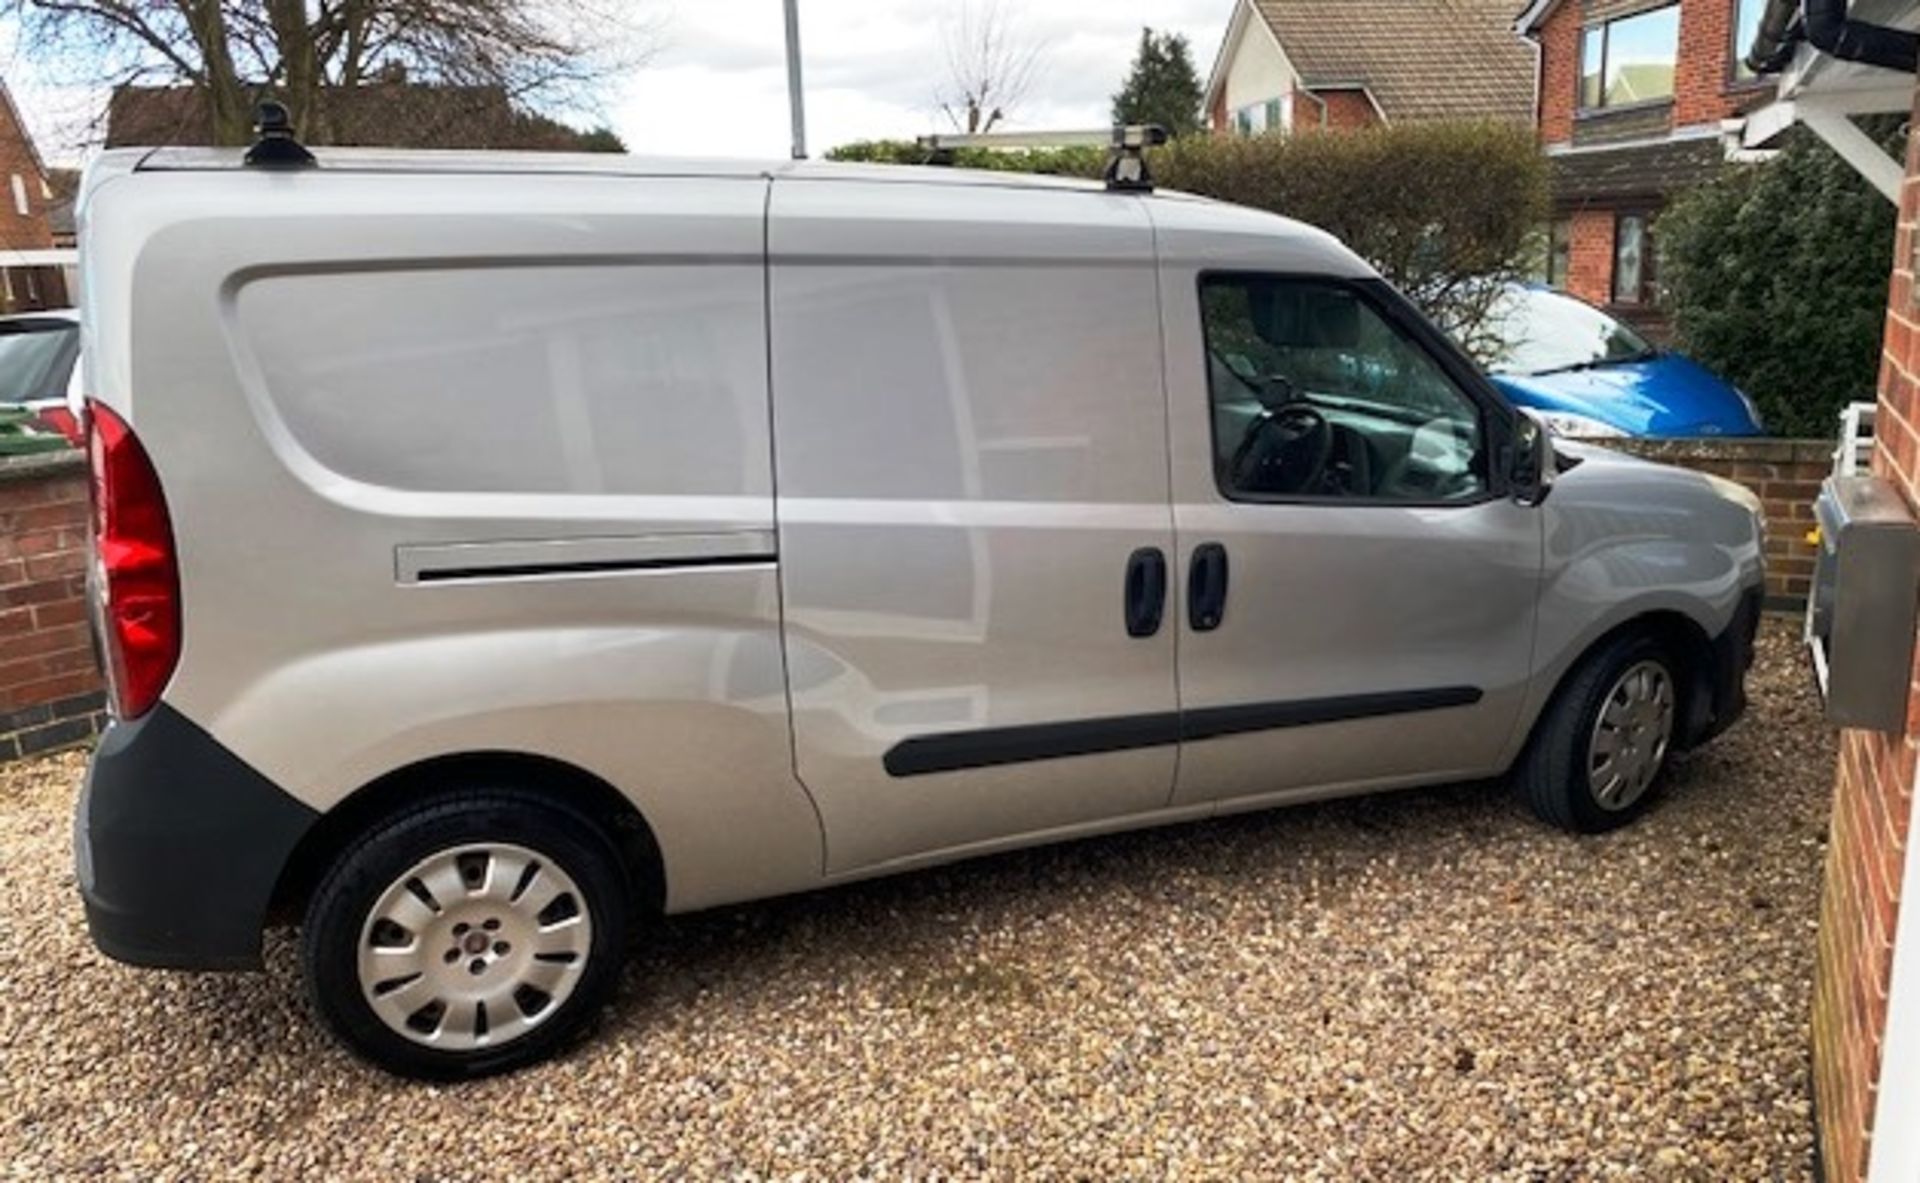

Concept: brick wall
[[0, 450, 104, 761], [1305, 88, 1379, 132], [1603, 436, 1827, 607], [1808, 96, 1920, 1183], [1674, 0, 1741, 126], [1566, 207, 1616, 306], [1538, 0, 1768, 144], [1539, 1, 1581, 146], [0, 83, 51, 254], [0, 78, 67, 314]]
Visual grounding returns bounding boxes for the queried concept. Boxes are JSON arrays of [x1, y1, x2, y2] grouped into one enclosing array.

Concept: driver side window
[[1200, 276, 1487, 503]]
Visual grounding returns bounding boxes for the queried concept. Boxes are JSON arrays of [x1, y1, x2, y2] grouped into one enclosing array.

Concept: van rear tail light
[[34, 405, 82, 446], [85, 400, 180, 719]]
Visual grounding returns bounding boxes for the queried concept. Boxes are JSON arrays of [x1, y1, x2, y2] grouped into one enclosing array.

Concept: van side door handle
[[1188, 542, 1228, 632], [1123, 547, 1168, 638]]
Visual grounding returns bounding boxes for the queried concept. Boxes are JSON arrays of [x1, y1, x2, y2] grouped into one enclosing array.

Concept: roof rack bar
[[911, 124, 1169, 193]]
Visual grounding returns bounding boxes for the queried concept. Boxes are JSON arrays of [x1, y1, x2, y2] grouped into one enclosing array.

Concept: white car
[[0, 307, 81, 443]]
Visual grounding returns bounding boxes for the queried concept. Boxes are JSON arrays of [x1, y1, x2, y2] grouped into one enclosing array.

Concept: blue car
[[1482, 285, 1764, 438]]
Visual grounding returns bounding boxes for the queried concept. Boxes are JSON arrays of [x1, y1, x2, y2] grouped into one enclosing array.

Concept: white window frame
[[1232, 97, 1293, 137], [9, 173, 26, 217]]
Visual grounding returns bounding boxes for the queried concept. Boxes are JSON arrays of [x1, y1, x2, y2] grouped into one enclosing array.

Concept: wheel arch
[[270, 750, 666, 924], [1515, 608, 1719, 769]]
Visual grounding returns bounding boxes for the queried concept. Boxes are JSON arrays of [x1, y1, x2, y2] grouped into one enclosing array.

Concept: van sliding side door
[[767, 179, 1181, 874]]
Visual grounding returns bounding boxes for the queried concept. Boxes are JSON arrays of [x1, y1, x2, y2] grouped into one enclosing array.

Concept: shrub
[[826, 139, 1104, 176], [1152, 122, 1547, 356], [827, 122, 1547, 356], [1658, 125, 1898, 438]]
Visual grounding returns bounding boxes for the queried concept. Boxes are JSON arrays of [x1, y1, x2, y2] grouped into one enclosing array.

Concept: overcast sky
[[3, 0, 1230, 166]]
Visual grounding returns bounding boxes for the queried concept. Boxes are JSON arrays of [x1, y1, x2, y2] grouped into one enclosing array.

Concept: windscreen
[[1483, 287, 1654, 376], [0, 321, 78, 404]]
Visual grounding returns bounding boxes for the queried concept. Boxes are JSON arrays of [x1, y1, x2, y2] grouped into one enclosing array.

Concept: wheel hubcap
[[356, 843, 592, 1051], [1587, 659, 1674, 812]]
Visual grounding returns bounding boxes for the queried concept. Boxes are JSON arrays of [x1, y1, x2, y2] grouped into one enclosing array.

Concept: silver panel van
[[71, 146, 1763, 1077]]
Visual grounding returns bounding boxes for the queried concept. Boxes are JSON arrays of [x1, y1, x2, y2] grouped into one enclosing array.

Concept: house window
[[1233, 99, 1282, 136], [1578, 5, 1681, 110], [1733, 0, 1767, 80], [1547, 218, 1573, 289], [1612, 213, 1655, 305], [9, 174, 26, 217], [1579, 28, 1605, 108]]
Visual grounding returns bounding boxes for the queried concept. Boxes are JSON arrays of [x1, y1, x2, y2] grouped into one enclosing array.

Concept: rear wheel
[[302, 788, 630, 1079], [1518, 634, 1678, 833]]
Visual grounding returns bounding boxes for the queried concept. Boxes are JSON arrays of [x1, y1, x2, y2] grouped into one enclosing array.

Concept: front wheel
[[1518, 634, 1679, 833], [302, 789, 631, 1079]]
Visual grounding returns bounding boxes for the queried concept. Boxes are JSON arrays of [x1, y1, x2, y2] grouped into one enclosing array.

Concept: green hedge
[[1658, 125, 1898, 438], [0, 406, 68, 456], [827, 139, 1106, 176], [826, 123, 1547, 356]]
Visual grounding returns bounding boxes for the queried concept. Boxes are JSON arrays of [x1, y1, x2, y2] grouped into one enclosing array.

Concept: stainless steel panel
[[1807, 475, 1920, 731]]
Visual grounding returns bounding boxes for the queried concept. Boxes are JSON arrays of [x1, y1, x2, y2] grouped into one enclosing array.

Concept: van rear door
[[769, 178, 1179, 873]]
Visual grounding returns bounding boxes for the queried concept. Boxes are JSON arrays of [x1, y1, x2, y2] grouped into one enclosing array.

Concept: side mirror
[[1510, 411, 1555, 506]]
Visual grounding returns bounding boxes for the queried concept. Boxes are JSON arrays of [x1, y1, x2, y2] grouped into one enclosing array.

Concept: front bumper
[[75, 703, 318, 970], [1685, 585, 1762, 749]]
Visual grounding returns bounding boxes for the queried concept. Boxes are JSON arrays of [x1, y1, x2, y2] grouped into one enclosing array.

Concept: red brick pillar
[[0, 452, 105, 760], [1565, 208, 1615, 307], [1810, 91, 1920, 1183]]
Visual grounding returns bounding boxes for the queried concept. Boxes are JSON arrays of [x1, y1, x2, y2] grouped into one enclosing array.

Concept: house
[[105, 81, 617, 153], [1516, 0, 1776, 338], [43, 169, 75, 252], [0, 76, 68, 314], [1201, 0, 1534, 135], [1741, 3, 1920, 1180]]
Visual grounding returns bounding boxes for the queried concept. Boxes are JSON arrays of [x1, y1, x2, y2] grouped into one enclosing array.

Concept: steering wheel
[[1230, 403, 1334, 495]]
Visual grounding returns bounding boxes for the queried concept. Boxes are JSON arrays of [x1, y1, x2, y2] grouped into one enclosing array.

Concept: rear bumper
[[74, 703, 317, 970]]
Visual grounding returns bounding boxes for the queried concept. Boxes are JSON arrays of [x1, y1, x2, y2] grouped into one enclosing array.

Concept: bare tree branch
[[935, 0, 1046, 134], [7, 0, 654, 146]]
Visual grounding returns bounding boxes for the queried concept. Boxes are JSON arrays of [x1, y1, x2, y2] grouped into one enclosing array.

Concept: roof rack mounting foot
[[243, 101, 316, 170], [912, 124, 1169, 191], [1103, 124, 1168, 193]]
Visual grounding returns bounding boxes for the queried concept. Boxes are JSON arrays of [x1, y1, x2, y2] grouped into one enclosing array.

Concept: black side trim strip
[[884, 712, 1182, 777], [415, 553, 776, 583], [882, 686, 1484, 777], [1180, 687, 1483, 742]]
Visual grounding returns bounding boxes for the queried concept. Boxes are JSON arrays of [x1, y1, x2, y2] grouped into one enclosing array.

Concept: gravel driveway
[[1, 621, 1831, 1179]]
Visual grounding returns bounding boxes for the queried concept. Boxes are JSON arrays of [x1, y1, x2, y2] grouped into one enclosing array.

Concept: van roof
[[127, 145, 1149, 195], [100, 145, 1370, 277]]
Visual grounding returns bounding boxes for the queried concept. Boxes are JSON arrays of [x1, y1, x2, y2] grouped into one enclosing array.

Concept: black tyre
[[1517, 633, 1679, 833], [302, 787, 631, 1079]]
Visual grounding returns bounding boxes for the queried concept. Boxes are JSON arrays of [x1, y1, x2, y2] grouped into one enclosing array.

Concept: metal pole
[[783, 0, 807, 159]]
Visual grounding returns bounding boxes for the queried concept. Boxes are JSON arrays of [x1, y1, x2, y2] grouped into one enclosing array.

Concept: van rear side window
[[232, 265, 769, 497]]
